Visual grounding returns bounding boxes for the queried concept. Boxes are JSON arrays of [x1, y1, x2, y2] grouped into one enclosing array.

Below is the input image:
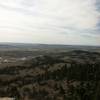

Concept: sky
[[0, 0, 100, 45]]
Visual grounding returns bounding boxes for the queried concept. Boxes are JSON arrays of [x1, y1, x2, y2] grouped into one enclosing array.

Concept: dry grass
[[0, 98, 14, 100]]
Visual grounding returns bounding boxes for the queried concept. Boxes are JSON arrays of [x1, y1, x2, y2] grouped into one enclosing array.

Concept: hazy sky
[[0, 0, 100, 45]]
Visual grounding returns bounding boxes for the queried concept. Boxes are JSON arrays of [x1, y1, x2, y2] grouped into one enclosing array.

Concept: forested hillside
[[0, 50, 100, 100]]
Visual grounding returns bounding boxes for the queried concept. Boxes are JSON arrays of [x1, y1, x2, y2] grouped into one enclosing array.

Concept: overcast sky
[[0, 0, 100, 45]]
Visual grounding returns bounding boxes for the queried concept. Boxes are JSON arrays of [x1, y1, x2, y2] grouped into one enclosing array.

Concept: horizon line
[[0, 42, 99, 47]]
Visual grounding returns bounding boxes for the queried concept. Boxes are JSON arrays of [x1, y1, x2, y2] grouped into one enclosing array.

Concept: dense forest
[[0, 50, 100, 100]]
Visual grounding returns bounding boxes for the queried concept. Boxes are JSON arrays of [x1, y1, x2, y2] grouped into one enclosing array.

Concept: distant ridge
[[0, 42, 99, 51], [0, 42, 100, 47]]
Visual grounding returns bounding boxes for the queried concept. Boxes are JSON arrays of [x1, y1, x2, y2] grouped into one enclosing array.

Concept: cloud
[[0, 0, 99, 45]]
